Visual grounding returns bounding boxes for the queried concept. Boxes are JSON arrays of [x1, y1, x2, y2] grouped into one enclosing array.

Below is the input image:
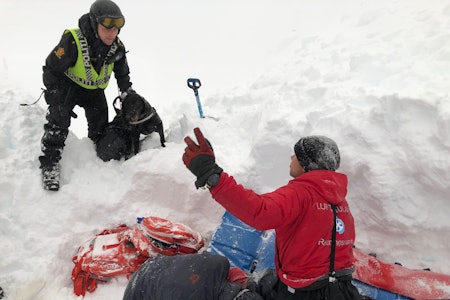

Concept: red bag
[[71, 224, 148, 296], [129, 216, 205, 257], [71, 217, 205, 296]]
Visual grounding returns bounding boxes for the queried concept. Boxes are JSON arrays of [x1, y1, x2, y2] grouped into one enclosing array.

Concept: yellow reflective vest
[[64, 29, 114, 89]]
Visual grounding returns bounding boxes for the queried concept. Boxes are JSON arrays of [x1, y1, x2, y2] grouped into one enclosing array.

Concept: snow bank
[[1, 0, 449, 299]]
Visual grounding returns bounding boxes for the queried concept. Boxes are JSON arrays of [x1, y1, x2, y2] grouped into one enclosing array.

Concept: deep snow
[[0, 0, 449, 299]]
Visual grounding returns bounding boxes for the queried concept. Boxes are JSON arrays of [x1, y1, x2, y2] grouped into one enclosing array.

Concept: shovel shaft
[[195, 94, 204, 118]]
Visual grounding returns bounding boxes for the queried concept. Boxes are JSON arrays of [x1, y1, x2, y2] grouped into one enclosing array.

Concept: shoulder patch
[[54, 47, 65, 59]]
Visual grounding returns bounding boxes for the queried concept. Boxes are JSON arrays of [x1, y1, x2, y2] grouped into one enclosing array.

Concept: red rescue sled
[[353, 248, 450, 300]]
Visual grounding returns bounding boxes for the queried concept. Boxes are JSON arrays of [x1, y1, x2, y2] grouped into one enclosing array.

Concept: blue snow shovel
[[187, 78, 205, 118]]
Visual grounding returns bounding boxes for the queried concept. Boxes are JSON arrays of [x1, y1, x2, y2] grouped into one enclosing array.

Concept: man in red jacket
[[183, 128, 361, 300]]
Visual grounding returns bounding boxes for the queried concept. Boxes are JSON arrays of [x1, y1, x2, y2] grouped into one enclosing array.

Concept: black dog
[[96, 93, 165, 161], [121, 92, 166, 150]]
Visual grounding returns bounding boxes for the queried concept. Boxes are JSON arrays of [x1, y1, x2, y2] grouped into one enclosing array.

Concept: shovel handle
[[187, 78, 201, 92]]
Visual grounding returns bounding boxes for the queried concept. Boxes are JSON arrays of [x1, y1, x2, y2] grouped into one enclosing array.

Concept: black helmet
[[90, 0, 125, 29]]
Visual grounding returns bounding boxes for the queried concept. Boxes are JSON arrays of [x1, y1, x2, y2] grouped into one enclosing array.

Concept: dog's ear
[[123, 93, 137, 103], [129, 93, 148, 107]]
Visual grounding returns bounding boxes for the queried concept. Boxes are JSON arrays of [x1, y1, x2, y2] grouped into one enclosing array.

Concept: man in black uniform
[[123, 252, 263, 300], [39, 0, 134, 191]]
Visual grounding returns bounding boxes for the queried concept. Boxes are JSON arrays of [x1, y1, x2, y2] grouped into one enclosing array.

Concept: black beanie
[[294, 135, 340, 172]]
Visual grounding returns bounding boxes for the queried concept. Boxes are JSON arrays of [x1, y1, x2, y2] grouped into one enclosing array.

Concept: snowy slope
[[1, 0, 450, 299]]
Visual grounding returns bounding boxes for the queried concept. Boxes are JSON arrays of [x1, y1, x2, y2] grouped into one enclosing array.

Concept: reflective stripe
[[233, 289, 250, 300], [128, 111, 155, 125], [64, 29, 114, 89]]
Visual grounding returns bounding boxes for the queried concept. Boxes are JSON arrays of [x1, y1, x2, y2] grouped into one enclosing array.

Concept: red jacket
[[210, 170, 355, 289]]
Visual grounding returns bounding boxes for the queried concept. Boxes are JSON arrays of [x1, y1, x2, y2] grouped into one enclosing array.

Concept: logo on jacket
[[54, 47, 65, 59], [336, 218, 345, 234], [189, 273, 200, 284]]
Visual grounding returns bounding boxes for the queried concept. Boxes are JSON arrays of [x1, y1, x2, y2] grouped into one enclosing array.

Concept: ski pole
[[187, 78, 204, 118]]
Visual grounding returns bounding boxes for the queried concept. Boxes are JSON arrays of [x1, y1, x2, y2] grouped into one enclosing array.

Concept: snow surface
[[1, 0, 449, 299]]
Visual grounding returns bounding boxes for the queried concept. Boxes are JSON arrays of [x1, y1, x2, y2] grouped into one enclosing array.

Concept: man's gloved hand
[[44, 87, 62, 105], [183, 127, 222, 189], [120, 87, 136, 100], [257, 269, 278, 300]]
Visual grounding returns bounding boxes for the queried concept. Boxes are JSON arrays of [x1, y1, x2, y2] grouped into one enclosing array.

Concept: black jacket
[[123, 252, 243, 300], [42, 13, 132, 96]]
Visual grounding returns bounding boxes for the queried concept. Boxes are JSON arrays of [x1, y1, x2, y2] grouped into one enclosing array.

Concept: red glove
[[183, 128, 222, 188]]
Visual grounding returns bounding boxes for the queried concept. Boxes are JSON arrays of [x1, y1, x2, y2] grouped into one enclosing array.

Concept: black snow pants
[[39, 83, 108, 166], [275, 276, 361, 300]]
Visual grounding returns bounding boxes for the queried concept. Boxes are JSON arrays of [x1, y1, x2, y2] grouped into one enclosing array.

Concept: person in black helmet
[[39, 0, 135, 191]]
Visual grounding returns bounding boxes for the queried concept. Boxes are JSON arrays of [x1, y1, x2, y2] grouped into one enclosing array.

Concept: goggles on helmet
[[98, 16, 125, 29]]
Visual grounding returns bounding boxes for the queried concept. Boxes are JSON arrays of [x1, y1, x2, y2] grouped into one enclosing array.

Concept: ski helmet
[[89, 0, 125, 29]]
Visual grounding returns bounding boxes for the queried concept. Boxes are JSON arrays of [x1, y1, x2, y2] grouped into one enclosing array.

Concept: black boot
[[39, 156, 60, 191]]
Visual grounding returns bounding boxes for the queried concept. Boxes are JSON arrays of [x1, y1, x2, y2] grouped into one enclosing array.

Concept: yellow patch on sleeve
[[54, 47, 65, 59]]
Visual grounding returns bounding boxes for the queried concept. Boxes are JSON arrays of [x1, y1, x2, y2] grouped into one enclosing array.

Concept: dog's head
[[119, 92, 166, 148], [121, 93, 151, 124]]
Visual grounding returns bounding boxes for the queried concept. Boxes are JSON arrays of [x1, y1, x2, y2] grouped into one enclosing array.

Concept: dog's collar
[[129, 110, 155, 125]]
